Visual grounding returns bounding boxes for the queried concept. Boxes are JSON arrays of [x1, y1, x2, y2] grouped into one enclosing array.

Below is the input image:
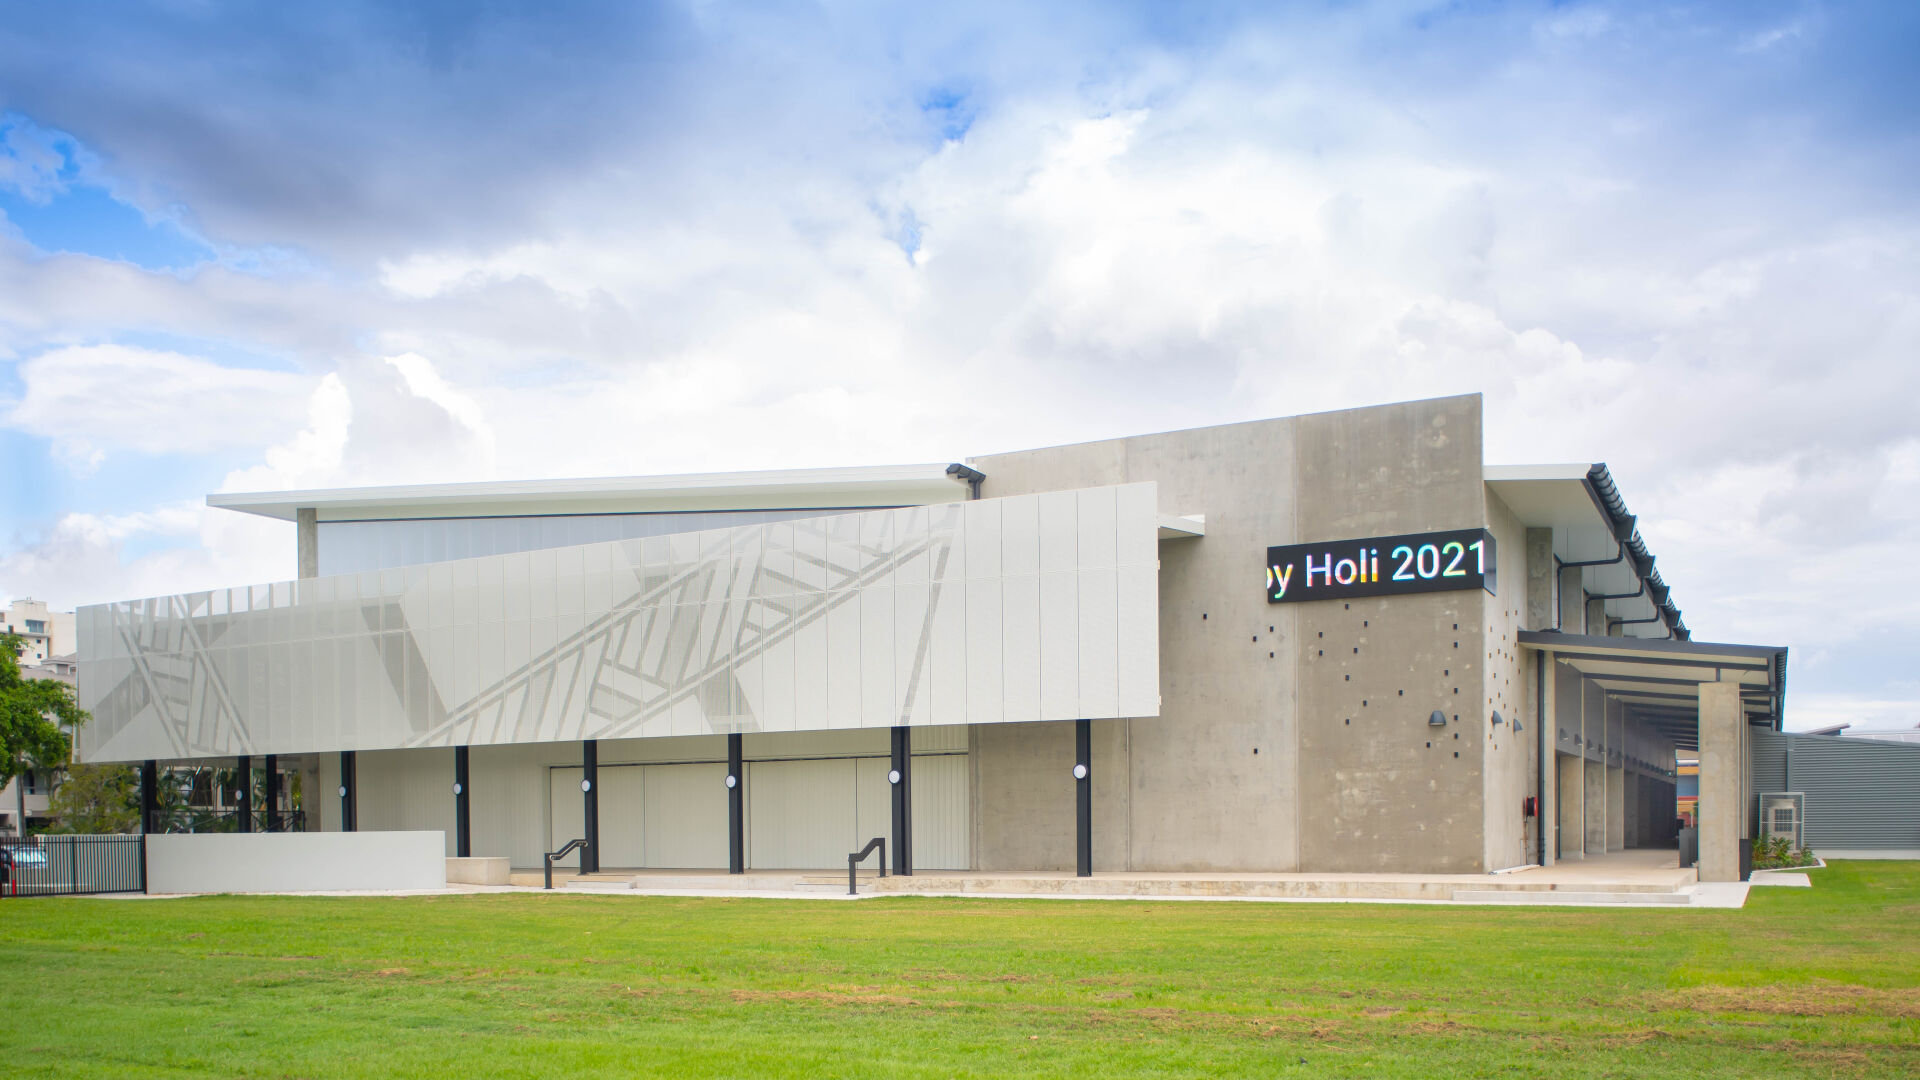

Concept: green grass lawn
[[3, 862, 1917, 1079]]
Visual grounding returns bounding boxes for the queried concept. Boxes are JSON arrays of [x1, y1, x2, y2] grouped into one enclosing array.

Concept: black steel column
[[140, 760, 158, 834], [890, 725, 913, 876], [727, 733, 744, 874], [581, 739, 600, 874], [339, 751, 357, 832], [235, 755, 252, 833], [1535, 650, 1548, 867], [1075, 719, 1092, 877], [454, 745, 471, 859], [264, 754, 280, 832]]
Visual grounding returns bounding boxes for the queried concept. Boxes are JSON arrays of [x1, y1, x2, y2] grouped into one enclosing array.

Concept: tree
[[3, 632, 89, 832], [45, 762, 139, 834]]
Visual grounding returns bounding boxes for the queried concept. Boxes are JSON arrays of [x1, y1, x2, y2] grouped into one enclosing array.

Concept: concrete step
[[622, 873, 809, 891], [565, 876, 637, 890], [1450, 888, 1692, 905]]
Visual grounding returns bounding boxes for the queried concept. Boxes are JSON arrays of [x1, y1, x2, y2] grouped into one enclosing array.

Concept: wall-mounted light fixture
[[1429, 709, 1447, 727], [1491, 711, 1505, 726]]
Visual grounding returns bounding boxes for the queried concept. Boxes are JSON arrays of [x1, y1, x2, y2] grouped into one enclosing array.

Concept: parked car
[[1, 844, 50, 894]]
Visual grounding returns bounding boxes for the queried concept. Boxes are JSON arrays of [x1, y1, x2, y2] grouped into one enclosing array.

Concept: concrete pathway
[[89, 849, 1780, 908]]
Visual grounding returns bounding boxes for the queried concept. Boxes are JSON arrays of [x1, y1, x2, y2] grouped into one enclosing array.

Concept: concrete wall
[[1583, 759, 1607, 854], [1556, 753, 1584, 858], [1607, 766, 1626, 852], [1524, 527, 1555, 865], [1481, 490, 1532, 871], [1697, 681, 1745, 881], [967, 394, 1493, 873], [147, 832, 446, 894], [969, 412, 1303, 872], [1552, 661, 1584, 856], [1294, 396, 1489, 872]]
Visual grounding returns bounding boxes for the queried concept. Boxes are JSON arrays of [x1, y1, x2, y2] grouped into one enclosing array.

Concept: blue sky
[[1, 1, 1917, 730]]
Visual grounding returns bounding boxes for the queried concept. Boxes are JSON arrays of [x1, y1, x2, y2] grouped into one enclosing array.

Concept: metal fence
[[0, 835, 145, 897]]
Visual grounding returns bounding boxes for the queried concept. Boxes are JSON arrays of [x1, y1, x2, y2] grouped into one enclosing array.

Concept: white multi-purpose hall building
[[75, 395, 1786, 882]]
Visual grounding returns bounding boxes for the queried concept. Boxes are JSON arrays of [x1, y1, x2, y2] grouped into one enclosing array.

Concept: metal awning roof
[[1518, 630, 1787, 752], [1486, 463, 1687, 641]]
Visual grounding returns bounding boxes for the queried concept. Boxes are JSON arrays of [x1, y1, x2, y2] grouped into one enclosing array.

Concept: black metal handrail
[[847, 836, 887, 895], [544, 839, 590, 890]]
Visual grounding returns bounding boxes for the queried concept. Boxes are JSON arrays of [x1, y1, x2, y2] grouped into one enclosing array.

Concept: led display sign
[[1266, 528, 1496, 604]]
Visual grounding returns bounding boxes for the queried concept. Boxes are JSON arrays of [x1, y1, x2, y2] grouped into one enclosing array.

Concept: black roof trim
[[1586, 463, 1688, 640]]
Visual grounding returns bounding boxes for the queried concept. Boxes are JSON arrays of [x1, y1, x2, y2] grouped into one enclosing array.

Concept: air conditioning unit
[[1759, 792, 1804, 850]]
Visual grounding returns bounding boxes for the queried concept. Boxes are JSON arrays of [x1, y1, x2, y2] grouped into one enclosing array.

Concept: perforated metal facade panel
[[78, 484, 1161, 762]]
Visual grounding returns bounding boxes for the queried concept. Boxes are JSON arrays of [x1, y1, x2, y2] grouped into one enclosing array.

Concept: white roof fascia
[[1482, 463, 1595, 483], [208, 464, 972, 522]]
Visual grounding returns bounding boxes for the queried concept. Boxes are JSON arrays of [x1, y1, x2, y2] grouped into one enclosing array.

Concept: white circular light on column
[[888, 769, 902, 785], [337, 785, 347, 798], [725, 774, 738, 789], [1073, 764, 1089, 780], [452, 782, 463, 796], [580, 779, 593, 793]]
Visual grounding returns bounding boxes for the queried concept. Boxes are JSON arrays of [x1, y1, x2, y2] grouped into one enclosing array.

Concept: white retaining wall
[[146, 831, 447, 894]]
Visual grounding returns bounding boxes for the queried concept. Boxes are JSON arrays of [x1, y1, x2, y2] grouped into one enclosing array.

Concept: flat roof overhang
[[1519, 630, 1787, 752], [208, 464, 977, 522], [1487, 463, 1687, 641]]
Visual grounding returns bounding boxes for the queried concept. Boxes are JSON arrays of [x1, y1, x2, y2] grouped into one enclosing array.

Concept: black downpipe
[[581, 740, 599, 874], [890, 726, 913, 876], [1536, 651, 1548, 867], [727, 733, 744, 874], [454, 745, 471, 858], [1075, 719, 1092, 877]]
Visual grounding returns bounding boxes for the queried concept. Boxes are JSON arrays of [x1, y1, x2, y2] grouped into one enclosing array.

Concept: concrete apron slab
[[516, 851, 1731, 907], [137, 852, 1728, 906]]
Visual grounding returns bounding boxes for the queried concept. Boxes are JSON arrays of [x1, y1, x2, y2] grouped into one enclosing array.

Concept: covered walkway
[[1521, 631, 1788, 882]]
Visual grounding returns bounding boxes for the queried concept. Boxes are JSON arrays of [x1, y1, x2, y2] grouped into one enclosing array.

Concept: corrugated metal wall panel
[[550, 766, 584, 867], [749, 758, 858, 868], [854, 758, 892, 851], [643, 763, 729, 868], [912, 725, 968, 753], [911, 754, 970, 870], [355, 747, 457, 856], [1751, 733, 1787, 797], [1753, 731, 1920, 850], [747, 729, 886, 760], [595, 767, 646, 867], [470, 744, 561, 868]]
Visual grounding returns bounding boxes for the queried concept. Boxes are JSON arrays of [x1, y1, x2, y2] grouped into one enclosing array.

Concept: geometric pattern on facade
[[77, 483, 1162, 762]]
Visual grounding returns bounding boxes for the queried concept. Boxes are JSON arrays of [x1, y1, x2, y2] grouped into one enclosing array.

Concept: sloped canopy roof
[[1518, 630, 1787, 751]]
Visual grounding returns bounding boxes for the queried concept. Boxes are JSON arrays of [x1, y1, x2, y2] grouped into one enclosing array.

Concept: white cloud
[[0, 114, 77, 204], [383, 353, 494, 459], [216, 372, 353, 494], [49, 436, 105, 478], [4, 343, 317, 457], [0, 3, 1916, 722]]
